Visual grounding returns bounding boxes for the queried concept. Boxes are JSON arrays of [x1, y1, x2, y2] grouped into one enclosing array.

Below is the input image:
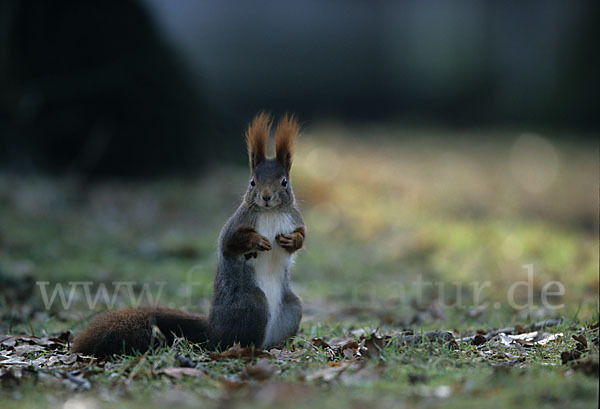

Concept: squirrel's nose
[[262, 194, 272, 202]]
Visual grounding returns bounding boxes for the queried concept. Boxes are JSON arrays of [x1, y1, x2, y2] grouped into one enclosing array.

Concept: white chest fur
[[252, 211, 296, 347]]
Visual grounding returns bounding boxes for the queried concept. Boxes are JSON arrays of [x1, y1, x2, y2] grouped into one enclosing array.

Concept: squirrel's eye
[[281, 177, 288, 187], [250, 178, 255, 187]]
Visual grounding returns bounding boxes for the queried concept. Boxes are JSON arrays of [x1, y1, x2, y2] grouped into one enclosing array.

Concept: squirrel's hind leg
[[208, 286, 269, 349]]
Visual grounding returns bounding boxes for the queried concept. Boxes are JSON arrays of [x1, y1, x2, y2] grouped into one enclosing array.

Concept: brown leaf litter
[[209, 343, 272, 361]]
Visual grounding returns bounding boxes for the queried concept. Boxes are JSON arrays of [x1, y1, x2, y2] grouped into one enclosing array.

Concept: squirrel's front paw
[[251, 234, 272, 251], [276, 233, 296, 249]]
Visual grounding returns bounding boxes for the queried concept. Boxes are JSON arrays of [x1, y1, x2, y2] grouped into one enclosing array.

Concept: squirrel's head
[[245, 112, 300, 210]]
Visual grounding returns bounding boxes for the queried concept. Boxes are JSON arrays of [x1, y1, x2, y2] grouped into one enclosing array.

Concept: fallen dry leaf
[[0, 355, 30, 366], [312, 333, 382, 360], [0, 335, 67, 350], [60, 354, 80, 365], [327, 337, 359, 351], [13, 344, 45, 356], [210, 343, 272, 361], [309, 338, 337, 360], [572, 334, 588, 351], [311, 338, 330, 349], [243, 358, 276, 381], [362, 333, 386, 358], [0, 337, 17, 348], [305, 360, 364, 382], [498, 334, 514, 347], [156, 367, 206, 380], [472, 334, 487, 346], [494, 331, 562, 348], [457, 319, 563, 344], [532, 332, 563, 346], [342, 347, 355, 359], [269, 347, 307, 362], [305, 362, 349, 382]]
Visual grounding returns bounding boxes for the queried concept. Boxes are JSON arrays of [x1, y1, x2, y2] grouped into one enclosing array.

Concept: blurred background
[[0, 0, 598, 175], [0, 0, 598, 331]]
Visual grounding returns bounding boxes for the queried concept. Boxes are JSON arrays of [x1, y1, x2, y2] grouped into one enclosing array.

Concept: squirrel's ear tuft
[[246, 112, 272, 172], [275, 113, 300, 174]]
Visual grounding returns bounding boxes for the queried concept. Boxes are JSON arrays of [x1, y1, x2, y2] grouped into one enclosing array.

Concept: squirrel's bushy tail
[[72, 307, 208, 357]]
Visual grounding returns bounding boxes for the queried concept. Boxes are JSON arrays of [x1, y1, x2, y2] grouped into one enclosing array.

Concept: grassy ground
[[0, 125, 598, 408]]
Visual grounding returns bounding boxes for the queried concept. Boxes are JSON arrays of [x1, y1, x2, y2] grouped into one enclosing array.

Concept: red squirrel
[[73, 113, 305, 357]]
